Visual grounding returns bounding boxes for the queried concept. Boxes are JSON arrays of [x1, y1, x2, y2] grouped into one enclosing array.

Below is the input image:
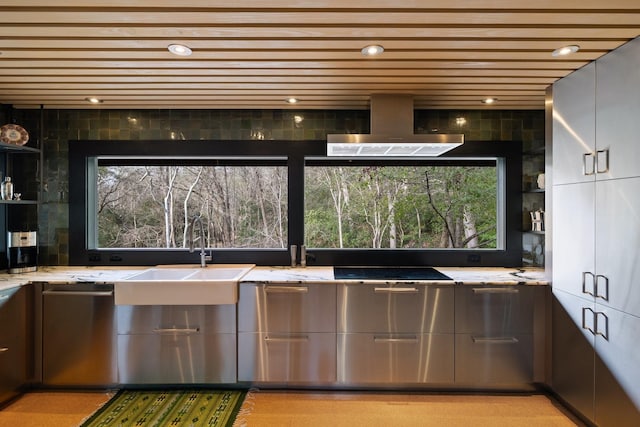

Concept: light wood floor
[[0, 390, 583, 427], [0, 391, 113, 427], [233, 390, 584, 427]]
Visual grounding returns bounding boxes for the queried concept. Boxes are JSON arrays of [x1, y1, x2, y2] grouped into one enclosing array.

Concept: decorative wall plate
[[0, 124, 29, 145]]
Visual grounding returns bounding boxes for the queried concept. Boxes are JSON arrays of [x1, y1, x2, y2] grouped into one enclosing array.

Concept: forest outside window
[[304, 160, 502, 250], [94, 160, 288, 250], [70, 139, 520, 267]]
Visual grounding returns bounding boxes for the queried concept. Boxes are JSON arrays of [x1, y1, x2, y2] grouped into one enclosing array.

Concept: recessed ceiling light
[[481, 97, 498, 104], [85, 97, 103, 104], [361, 45, 384, 56], [285, 97, 299, 104], [168, 44, 192, 56], [552, 45, 580, 57]]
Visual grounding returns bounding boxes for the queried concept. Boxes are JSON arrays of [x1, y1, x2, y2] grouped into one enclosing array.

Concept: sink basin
[[114, 264, 255, 305]]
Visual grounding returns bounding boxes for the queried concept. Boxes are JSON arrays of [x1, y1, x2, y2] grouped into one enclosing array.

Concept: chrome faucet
[[188, 215, 212, 267]]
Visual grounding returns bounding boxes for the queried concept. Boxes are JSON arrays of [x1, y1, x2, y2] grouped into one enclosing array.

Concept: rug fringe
[[232, 387, 259, 427]]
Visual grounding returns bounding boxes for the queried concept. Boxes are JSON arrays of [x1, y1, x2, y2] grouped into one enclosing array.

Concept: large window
[[69, 140, 521, 267], [304, 163, 499, 249], [96, 163, 288, 249]]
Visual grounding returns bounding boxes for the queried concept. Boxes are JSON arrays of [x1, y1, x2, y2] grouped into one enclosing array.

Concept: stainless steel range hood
[[327, 94, 464, 157]]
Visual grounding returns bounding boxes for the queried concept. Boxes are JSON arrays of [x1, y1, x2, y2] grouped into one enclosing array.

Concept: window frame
[[69, 139, 522, 267]]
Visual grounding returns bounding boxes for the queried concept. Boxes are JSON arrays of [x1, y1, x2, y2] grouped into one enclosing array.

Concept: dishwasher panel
[[42, 283, 117, 386]]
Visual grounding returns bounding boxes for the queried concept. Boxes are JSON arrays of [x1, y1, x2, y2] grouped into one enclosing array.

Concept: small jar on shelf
[[1, 176, 14, 200]]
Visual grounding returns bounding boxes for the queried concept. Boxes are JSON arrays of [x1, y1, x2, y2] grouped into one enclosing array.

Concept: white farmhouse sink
[[114, 264, 255, 305]]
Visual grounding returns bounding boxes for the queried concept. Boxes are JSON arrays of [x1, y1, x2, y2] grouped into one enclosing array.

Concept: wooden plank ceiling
[[0, 0, 639, 110]]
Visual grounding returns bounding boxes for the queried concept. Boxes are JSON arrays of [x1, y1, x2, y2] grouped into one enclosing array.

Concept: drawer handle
[[596, 149, 610, 174], [265, 336, 309, 343], [0, 347, 8, 353], [42, 290, 114, 297], [153, 327, 200, 334], [583, 152, 596, 176], [582, 307, 596, 335], [374, 287, 419, 293], [264, 286, 308, 293], [582, 272, 596, 296], [374, 336, 418, 344], [595, 274, 609, 301], [595, 311, 609, 341], [472, 288, 519, 294], [471, 337, 519, 344]]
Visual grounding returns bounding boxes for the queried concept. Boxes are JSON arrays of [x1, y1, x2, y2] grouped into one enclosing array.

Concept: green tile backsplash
[[4, 107, 544, 266]]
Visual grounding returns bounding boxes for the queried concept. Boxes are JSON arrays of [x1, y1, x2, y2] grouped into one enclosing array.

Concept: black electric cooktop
[[333, 266, 452, 281]]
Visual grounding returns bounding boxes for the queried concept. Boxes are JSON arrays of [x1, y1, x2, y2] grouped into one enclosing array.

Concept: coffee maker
[[8, 231, 37, 273]]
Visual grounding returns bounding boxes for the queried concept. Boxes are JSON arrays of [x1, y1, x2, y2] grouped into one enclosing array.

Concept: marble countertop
[[0, 265, 548, 292]]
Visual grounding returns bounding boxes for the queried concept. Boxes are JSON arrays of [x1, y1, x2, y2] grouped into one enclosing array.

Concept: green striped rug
[[81, 389, 246, 427]]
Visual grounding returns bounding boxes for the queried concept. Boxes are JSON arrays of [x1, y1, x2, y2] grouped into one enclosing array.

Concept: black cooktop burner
[[333, 267, 452, 281]]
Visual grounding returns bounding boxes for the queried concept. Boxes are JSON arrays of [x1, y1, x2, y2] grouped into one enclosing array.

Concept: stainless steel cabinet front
[[117, 333, 236, 384], [455, 286, 536, 335], [238, 332, 336, 384], [455, 334, 534, 387], [454, 286, 541, 388], [43, 284, 117, 386], [116, 304, 236, 335], [0, 287, 27, 404], [238, 283, 336, 333], [337, 333, 454, 385], [337, 284, 454, 334], [116, 304, 237, 384]]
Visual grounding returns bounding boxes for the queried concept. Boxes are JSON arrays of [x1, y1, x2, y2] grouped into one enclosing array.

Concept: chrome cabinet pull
[[595, 274, 609, 301], [42, 290, 114, 297], [153, 327, 199, 334], [596, 149, 610, 174], [596, 312, 609, 341], [471, 337, 518, 344], [582, 272, 596, 296], [265, 336, 309, 343], [0, 347, 9, 353], [583, 152, 596, 176], [471, 287, 519, 294], [264, 286, 308, 293], [373, 335, 418, 344], [582, 307, 596, 335], [374, 287, 419, 294]]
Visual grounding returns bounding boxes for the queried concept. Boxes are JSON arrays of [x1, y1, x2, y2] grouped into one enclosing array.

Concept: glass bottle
[[1, 176, 14, 200]]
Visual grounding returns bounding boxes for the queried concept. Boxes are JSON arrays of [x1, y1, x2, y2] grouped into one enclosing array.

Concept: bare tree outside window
[[97, 165, 288, 249]]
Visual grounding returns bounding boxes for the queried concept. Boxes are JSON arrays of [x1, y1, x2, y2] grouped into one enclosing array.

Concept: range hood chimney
[[327, 94, 464, 157]]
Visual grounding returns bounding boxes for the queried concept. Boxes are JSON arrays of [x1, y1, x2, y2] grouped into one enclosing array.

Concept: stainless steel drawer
[[238, 332, 336, 384], [337, 333, 454, 385], [116, 304, 236, 334], [338, 284, 454, 333], [455, 334, 534, 387], [238, 283, 335, 333], [455, 286, 536, 335], [117, 333, 236, 384]]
